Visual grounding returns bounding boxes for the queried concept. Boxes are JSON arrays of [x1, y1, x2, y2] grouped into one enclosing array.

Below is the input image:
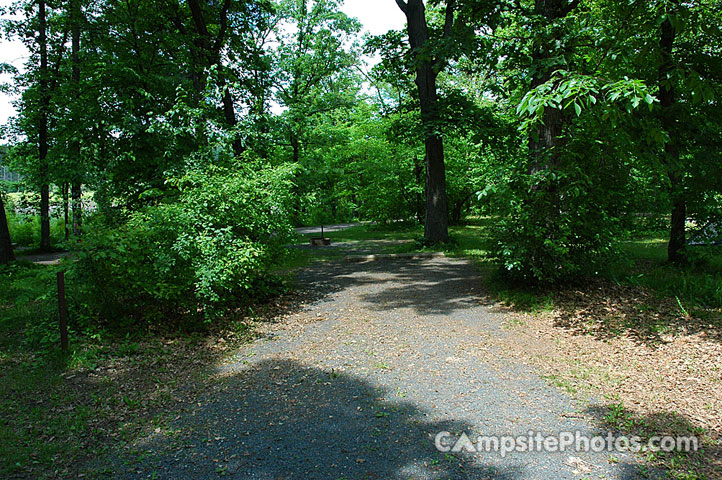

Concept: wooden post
[[57, 271, 68, 352]]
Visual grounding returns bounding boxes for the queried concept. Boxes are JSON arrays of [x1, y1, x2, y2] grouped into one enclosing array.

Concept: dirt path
[[113, 255, 658, 479]]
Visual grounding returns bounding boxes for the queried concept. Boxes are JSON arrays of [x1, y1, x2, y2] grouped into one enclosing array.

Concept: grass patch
[[617, 238, 722, 310], [0, 260, 285, 477], [6, 212, 67, 249]]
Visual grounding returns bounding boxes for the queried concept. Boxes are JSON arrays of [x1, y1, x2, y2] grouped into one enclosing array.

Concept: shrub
[[489, 146, 633, 284], [74, 162, 296, 326]]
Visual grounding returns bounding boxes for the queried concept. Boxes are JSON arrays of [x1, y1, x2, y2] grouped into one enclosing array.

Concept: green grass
[[303, 222, 421, 242], [617, 237, 722, 310], [0, 262, 236, 477], [0, 263, 108, 475], [6, 212, 67, 248]]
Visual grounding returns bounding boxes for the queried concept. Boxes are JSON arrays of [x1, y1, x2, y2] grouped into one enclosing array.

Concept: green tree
[[394, 0, 456, 243]]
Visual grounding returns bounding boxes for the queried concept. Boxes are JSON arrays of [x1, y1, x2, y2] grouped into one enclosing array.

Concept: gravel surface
[[114, 254, 659, 479], [294, 223, 364, 235]]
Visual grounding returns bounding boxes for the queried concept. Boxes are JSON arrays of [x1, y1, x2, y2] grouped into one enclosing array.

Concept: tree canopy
[[0, 0, 720, 285]]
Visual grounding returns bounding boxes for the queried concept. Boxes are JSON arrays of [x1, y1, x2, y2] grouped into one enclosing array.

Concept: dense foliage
[[1, 0, 720, 304], [77, 161, 295, 324]]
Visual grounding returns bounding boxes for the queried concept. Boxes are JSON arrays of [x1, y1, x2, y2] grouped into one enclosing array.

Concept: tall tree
[[656, 0, 685, 263], [0, 187, 14, 264], [70, 0, 82, 236], [37, 0, 51, 251], [394, 0, 456, 243], [274, 0, 360, 164]]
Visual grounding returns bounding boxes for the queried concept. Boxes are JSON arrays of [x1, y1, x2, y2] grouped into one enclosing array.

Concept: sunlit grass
[[618, 237, 722, 309]]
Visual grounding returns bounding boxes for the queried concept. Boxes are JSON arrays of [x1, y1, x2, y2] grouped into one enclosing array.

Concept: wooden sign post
[[57, 271, 68, 352]]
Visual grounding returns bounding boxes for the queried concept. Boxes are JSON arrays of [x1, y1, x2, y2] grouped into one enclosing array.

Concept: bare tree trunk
[[186, 0, 243, 156], [38, 0, 51, 252], [658, 1, 686, 264], [396, 0, 450, 243], [0, 187, 14, 264], [72, 183, 82, 236], [69, 0, 83, 238], [63, 182, 69, 239]]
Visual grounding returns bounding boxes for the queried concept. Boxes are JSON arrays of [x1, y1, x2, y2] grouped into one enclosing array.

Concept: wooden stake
[[57, 271, 68, 352]]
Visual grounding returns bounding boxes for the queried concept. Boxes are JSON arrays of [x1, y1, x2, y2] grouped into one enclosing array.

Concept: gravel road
[[116, 255, 658, 479]]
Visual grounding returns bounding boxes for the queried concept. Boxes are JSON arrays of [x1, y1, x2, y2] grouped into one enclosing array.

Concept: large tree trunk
[[62, 182, 69, 239], [72, 183, 82, 236], [524, 0, 577, 245], [423, 135, 449, 242], [658, 2, 686, 264], [0, 187, 14, 264], [38, 0, 51, 252], [186, 0, 243, 156], [397, 0, 449, 243], [70, 0, 83, 237]]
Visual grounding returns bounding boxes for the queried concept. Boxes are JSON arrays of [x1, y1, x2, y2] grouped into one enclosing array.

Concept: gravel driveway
[[117, 255, 657, 479]]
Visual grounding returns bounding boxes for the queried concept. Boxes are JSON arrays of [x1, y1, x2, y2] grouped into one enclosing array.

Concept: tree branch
[[394, 0, 408, 15], [561, 0, 580, 17], [213, 0, 232, 54], [442, 0, 457, 39]]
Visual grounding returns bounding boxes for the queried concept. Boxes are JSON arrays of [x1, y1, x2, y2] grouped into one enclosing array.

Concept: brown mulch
[[487, 280, 722, 477]]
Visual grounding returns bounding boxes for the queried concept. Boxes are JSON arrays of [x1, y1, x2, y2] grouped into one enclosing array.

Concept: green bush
[[74, 162, 296, 325], [489, 153, 632, 284]]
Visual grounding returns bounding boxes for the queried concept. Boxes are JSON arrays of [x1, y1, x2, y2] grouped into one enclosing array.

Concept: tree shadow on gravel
[[117, 359, 524, 479], [104, 262, 654, 479], [293, 257, 488, 317]]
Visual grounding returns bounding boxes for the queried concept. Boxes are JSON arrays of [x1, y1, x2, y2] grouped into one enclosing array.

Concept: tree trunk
[[528, 0, 573, 175], [72, 183, 82, 236], [657, 1, 686, 264], [38, 0, 51, 252], [63, 182, 69, 239], [221, 86, 244, 156], [186, 0, 243, 156], [0, 187, 14, 264], [450, 192, 472, 225], [525, 0, 576, 241], [39, 185, 50, 250], [69, 0, 82, 238], [668, 178, 686, 263], [423, 135, 449, 242], [290, 131, 300, 164], [398, 0, 449, 243]]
